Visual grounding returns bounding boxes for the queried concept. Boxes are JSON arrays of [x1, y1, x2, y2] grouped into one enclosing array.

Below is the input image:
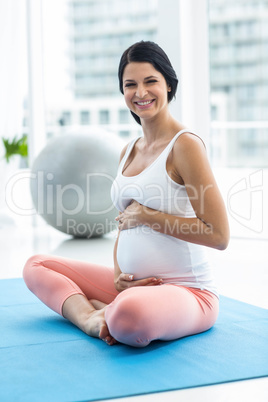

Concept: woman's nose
[[135, 85, 148, 99]]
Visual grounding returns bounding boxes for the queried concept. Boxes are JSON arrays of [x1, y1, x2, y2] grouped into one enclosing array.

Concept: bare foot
[[62, 294, 116, 346], [83, 307, 117, 346], [89, 299, 108, 310]]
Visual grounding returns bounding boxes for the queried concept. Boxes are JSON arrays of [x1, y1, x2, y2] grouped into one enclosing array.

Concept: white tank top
[[111, 129, 218, 296]]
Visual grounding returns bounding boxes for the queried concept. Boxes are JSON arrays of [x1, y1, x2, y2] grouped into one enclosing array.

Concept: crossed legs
[[23, 254, 219, 347], [23, 254, 119, 345]]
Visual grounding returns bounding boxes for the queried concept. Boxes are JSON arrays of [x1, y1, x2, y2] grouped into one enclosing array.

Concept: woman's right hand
[[114, 273, 163, 293]]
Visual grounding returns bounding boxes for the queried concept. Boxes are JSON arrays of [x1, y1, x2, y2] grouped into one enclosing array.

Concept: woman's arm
[[116, 134, 230, 250]]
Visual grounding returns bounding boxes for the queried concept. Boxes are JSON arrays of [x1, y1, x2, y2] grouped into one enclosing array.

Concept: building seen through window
[[80, 110, 90, 125], [119, 109, 129, 124], [209, 0, 268, 167], [99, 110, 110, 125], [39, 0, 268, 168], [42, 0, 157, 140]]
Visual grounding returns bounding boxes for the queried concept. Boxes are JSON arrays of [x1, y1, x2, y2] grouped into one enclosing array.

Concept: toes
[[102, 336, 117, 346], [99, 324, 117, 346], [99, 323, 109, 339]]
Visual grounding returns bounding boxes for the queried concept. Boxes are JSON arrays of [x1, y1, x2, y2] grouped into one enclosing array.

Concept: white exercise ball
[[30, 131, 124, 237]]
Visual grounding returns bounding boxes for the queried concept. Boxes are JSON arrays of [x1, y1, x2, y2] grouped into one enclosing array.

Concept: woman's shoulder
[[119, 136, 140, 163], [119, 143, 128, 163], [170, 131, 208, 177], [174, 131, 207, 155]]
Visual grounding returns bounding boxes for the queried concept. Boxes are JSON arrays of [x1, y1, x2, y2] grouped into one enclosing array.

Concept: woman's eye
[[125, 83, 135, 87], [146, 80, 157, 84]]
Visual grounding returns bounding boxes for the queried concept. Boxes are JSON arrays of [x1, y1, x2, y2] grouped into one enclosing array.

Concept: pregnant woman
[[23, 41, 229, 347]]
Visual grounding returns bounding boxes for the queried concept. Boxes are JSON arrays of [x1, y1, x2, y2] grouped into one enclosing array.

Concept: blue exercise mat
[[0, 278, 267, 402]]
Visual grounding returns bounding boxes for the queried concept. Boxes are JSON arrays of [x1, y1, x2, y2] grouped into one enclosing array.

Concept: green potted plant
[[1, 134, 28, 167]]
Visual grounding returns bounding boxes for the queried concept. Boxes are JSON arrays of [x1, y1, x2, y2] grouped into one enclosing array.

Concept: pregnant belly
[[116, 226, 192, 280]]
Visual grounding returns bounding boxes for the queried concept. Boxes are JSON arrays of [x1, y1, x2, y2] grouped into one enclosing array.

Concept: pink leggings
[[23, 254, 219, 347]]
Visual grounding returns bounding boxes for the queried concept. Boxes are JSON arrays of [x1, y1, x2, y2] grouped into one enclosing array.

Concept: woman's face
[[122, 62, 170, 122]]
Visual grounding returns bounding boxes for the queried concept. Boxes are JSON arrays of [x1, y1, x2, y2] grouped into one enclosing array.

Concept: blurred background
[[1, 0, 268, 163]]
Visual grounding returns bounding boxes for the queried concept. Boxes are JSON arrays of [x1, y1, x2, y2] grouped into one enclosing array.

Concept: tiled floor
[[1, 214, 267, 402]]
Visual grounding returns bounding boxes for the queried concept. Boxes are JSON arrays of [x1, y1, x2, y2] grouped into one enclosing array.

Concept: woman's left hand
[[115, 200, 144, 231]]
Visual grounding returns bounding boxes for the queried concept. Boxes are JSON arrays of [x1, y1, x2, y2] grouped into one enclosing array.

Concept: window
[[119, 131, 130, 137], [211, 105, 218, 121], [60, 112, 71, 126], [208, 0, 268, 168], [119, 109, 129, 124], [80, 111, 90, 125], [99, 110, 110, 124]]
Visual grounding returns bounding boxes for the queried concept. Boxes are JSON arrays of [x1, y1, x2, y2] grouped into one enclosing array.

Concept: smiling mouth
[[135, 99, 155, 106]]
